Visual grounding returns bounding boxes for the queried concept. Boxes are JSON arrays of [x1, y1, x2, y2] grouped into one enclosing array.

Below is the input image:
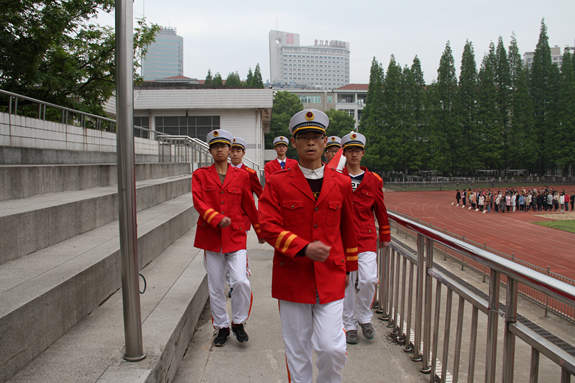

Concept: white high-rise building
[[269, 30, 350, 90]]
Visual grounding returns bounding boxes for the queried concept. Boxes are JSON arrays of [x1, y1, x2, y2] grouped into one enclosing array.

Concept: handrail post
[[502, 278, 518, 382], [413, 234, 425, 362], [485, 269, 500, 383], [421, 237, 434, 373]]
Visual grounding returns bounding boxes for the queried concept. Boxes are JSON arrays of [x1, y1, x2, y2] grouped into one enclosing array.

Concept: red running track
[[384, 188, 575, 281]]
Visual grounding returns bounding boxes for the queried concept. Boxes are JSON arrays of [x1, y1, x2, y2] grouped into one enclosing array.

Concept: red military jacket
[[343, 167, 391, 252], [236, 163, 263, 230], [192, 164, 261, 253], [258, 166, 359, 305], [264, 158, 299, 181]]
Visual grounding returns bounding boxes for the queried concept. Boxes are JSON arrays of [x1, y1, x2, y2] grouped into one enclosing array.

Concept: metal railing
[[377, 212, 575, 382]]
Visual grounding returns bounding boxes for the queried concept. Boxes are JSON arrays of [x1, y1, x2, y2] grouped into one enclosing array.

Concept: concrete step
[[0, 174, 192, 264], [0, 162, 191, 201], [0, 194, 198, 383]]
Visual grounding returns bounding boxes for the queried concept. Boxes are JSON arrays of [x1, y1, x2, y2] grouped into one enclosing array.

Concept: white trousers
[[204, 249, 252, 329], [342, 251, 378, 331], [279, 298, 346, 383], [226, 234, 251, 286]]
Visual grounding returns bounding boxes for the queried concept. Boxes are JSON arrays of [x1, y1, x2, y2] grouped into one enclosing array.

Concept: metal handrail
[[378, 212, 575, 382]]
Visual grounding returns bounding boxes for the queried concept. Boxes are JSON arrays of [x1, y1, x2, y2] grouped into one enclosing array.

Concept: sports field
[[384, 187, 575, 281]]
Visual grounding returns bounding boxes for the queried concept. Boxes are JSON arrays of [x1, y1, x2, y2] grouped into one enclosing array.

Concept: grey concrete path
[[173, 232, 427, 383]]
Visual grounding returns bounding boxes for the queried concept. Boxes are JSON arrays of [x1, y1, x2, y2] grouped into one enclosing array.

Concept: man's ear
[[291, 137, 297, 149]]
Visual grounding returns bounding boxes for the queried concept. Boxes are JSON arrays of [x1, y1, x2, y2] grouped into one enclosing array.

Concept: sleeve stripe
[[347, 256, 358, 261], [381, 230, 391, 234], [346, 247, 358, 253], [206, 211, 219, 224], [253, 223, 260, 228], [275, 231, 290, 249], [203, 208, 215, 220], [281, 234, 298, 253], [256, 229, 261, 234]]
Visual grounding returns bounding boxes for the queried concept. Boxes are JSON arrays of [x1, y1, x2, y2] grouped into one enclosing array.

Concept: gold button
[[336, 206, 339, 210], [314, 224, 318, 228], [315, 207, 318, 211], [369, 230, 372, 233], [221, 201, 224, 204], [341, 258, 344, 262], [221, 191, 224, 194], [291, 205, 295, 209], [280, 262, 284, 266]]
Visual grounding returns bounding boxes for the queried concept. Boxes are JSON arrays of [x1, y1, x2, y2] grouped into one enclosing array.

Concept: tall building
[[269, 30, 350, 90], [142, 27, 184, 81]]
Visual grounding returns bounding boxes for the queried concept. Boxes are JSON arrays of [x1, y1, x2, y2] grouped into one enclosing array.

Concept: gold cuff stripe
[[253, 223, 260, 227], [281, 234, 298, 253], [206, 211, 219, 224], [347, 256, 358, 262], [346, 247, 358, 253], [381, 230, 391, 234], [275, 231, 290, 249], [203, 208, 215, 220]]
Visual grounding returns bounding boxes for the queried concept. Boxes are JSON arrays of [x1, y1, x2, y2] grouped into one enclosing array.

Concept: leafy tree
[[0, 0, 159, 116], [246, 68, 254, 87], [476, 44, 503, 170], [456, 40, 478, 173], [494, 37, 511, 170], [359, 57, 385, 171], [252, 64, 264, 89], [379, 55, 404, 172], [267, 91, 303, 159], [410, 56, 429, 170], [507, 33, 536, 171], [225, 71, 243, 87], [555, 48, 575, 175], [431, 41, 458, 174], [529, 19, 559, 174], [205, 69, 213, 85], [400, 65, 422, 172], [212, 72, 223, 86], [325, 109, 355, 138]]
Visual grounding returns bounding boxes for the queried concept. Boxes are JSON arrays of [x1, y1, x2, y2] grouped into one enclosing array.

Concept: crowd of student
[[455, 187, 575, 213]]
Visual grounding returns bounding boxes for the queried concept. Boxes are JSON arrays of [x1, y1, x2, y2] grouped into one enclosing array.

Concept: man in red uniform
[[192, 129, 262, 347], [258, 109, 358, 383], [340, 132, 391, 345], [324, 136, 341, 163], [264, 136, 298, 181]]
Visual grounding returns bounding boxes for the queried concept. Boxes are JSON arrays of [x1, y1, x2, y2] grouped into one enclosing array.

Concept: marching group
[[192, 109, 390, 382], [455, 187, 575, 213]]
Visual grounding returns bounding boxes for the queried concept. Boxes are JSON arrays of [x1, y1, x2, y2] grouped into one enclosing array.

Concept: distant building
[[523, 45, 575, 70], [142, 27, 184, 80], [269, 30, 350, 90]]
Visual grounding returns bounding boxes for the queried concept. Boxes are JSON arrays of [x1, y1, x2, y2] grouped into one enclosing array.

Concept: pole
[[116, 0, 145, 361]]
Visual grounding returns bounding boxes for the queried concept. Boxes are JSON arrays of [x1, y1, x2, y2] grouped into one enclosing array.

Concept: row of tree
[[359, 20, 575, 176], [204, 64, 264, 88]]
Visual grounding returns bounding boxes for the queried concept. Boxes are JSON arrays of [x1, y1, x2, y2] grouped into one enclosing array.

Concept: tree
[[212, 72, 223, 86], [246, 68, 254, 87], [0, 0, 159, 116], [267, 91, 303, 159], [225, 71, 243, 87], [205, 69, 213, 85], [494, 37, 511, 170], [359, 57, 385, 171], [456, 40, 478, 173], [430, 41, 458, 174], [325, 109, 355, 138], [529, 19, 559, 174], [252, 64, 264, 89], [410, 56, 429, 170]]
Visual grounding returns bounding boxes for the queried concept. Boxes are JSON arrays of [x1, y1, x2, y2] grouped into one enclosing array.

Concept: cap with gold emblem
[[206, 129, 233, 147], [326, 136, 341, 149], [273, 136, 290, 147], [231, 137, 247, 151], [341, 131, 366, 150], [288, 109, 329, 136]]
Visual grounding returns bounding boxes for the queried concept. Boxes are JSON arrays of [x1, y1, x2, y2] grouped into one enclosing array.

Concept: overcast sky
[[96, 0, 575, 85]]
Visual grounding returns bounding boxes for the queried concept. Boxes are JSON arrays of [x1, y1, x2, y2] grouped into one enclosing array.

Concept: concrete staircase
[[0, 149, 209, 383]]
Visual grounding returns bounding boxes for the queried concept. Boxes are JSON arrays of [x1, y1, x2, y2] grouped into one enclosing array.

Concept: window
[[298, 95, 322, 104], [133, 117, 149, 138], [327, 95, 333, 103], [155, 115, 220, 141]]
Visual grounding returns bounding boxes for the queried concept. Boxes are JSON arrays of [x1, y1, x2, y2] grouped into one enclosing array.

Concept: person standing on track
[[258, 109, 359, 383], [192, 129, 263, 347], [340, 132, 391, 345], [455, 189, 461, 205]]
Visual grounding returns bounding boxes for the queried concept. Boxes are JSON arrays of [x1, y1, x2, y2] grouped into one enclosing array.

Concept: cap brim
[[292, 126, 326, 135], [325, 142, 341, 148], [343, 143, 364, 150], [231, 144, 245, 150], [209, 139, 231, 147]]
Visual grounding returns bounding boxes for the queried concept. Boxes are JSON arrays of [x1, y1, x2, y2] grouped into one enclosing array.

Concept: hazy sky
[[96, 0, 575, 85]]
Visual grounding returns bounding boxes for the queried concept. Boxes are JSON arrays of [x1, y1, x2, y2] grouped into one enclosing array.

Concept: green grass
[[532, 220, 575, 234]]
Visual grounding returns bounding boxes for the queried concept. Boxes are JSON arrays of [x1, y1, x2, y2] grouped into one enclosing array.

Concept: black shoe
[[213, 327, 230, 347], [228, 288, 233, 298], [232, 323, 249, 343]]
